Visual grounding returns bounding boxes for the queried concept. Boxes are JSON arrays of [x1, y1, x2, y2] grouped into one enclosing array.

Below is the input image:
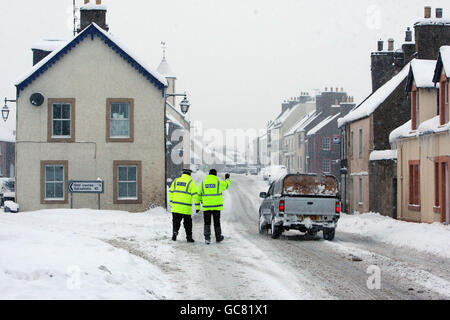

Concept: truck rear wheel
[[271, 218, 282, 239], [259, 212, 268, 235], [323, 228, 335, 241]]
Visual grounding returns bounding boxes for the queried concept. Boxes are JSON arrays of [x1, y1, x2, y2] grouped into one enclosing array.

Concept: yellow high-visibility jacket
[[198, 175, 231, 211], [169, 174, 200, 215]]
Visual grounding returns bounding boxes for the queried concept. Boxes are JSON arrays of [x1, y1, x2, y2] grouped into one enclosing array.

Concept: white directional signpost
[[68, 180, 105, 209]]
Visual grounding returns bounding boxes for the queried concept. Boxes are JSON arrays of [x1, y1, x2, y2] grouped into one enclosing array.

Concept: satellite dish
[[30, 92, 45, 106]]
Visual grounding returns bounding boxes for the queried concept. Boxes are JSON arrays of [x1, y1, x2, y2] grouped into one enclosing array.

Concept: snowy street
[[1, 174, 449, 300]]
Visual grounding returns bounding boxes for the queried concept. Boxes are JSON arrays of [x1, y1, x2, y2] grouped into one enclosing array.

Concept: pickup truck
[[258, 174, 340, 241]]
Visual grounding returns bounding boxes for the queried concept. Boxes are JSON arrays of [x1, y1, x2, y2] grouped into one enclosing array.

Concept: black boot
[[215, 226, 224, 243], [187, 237, 195, 243], [172, 232, 178, 241]]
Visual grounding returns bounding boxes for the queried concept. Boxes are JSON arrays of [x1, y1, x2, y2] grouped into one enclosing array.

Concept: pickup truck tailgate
[[285, 197, 336, 216]]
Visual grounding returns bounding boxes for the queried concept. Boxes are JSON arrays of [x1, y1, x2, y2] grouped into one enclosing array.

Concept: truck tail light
[[279, 200, 285, 212], [335, 201, 341, 214]]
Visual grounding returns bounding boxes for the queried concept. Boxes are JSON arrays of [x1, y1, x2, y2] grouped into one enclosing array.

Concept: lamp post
[[164, 92, 191, 209], [3, 98, 16, 122]]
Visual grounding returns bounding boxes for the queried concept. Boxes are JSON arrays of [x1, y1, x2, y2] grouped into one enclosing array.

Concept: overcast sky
[[0, 0, 449, 136]]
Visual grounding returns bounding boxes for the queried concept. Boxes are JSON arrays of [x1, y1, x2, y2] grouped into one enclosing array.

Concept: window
[[107, 99, 134, 142], [412, 87, 419, 130], [48, 99, 75, 143], [359, 177, 363, 205], [350, 131, 354, 159], [440, 76, 449, 125], [299, 156, 302, 169], [322, 159, 331, 173], [358, 128, 363, 158], [41, 161, 68, 204], [322, 137, 331, 151], [113, 161, 142, 204], [408, 161, 420, 210]]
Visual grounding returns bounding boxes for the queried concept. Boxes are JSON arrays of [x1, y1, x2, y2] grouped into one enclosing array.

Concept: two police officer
[[169, 169, 230, 245]]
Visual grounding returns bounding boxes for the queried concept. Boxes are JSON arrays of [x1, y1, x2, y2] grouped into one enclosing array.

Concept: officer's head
[[183, 169, 193, 176], [209, 169, 217, 176]]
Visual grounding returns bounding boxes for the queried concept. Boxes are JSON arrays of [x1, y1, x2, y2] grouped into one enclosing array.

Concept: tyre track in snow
[[224, 175, 449, 300]]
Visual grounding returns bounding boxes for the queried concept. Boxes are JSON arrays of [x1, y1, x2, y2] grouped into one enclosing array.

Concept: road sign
[[68, 180, 104, 194]]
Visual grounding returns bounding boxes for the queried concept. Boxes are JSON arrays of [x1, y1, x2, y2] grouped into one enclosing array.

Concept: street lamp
[[3, 98, 16, 122], [179, 96, 190, 115]]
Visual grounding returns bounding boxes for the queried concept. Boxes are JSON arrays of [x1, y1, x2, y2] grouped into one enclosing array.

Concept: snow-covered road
[[0, 174, 449, 300]]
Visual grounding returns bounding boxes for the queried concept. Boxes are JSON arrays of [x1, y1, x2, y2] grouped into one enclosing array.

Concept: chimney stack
[[436, 8, 443, 18], [377, 39, 384, 51], [78, 0, 109, 33], [388, 38, 394, 51], [424, 6, 431, 18]]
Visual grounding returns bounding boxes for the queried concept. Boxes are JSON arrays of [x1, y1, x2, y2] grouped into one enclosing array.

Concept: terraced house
[[391, 46, 450, 223], [14, 2, 168, 212]]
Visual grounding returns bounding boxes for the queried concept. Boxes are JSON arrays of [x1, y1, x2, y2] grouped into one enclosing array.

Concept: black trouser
[[203, 210, 221, 241], [172, 212, 193, 239]]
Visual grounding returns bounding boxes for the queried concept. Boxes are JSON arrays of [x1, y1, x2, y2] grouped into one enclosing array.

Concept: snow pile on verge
[[339, 212, 450, 259], [0, 208, 175, 300]]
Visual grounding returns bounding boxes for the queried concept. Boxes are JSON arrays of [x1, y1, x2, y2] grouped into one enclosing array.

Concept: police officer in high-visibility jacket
[[169, 169, 201, 243], [198, 169, 231, 245]]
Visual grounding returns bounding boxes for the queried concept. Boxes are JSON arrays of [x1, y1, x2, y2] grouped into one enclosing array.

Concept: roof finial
[[161, 41, 167, 59]]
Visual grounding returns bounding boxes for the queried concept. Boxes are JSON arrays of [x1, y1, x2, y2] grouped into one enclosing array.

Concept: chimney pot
[[84, 0, 89, 4], [436, 8, 443, 18], [405, 27, 412, 42], [424, 6, 432, 18], [377, 39, 384, 51], [388, 38, 394, 51], [325, 87, 328, 92]]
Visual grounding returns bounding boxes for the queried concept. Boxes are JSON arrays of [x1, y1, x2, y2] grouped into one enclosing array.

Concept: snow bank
[[338, 62, 410, 128], [0, 208, 175, 299], [339, 212, 450, 259], [369, 149, 397, 161]]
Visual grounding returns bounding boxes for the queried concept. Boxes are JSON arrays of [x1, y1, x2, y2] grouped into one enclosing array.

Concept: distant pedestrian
[[169, 169, 200, 243], [198, 169, 231, 245]]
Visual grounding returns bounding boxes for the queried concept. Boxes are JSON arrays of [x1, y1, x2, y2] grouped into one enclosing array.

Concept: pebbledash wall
[[16, 33, 166, 212]]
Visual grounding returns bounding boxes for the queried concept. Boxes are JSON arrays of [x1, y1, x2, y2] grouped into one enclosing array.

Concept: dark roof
[[16, 23, 167, 97]]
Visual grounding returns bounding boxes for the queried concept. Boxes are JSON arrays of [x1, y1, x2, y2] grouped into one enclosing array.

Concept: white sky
[[0, 0, 449, 136]]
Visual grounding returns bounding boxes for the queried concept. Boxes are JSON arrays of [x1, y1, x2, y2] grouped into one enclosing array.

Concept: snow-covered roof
[[80, 3, 107, 10], [284, 111, 314, 136], [166, 112, 183, 128], [414, 18, 450, 27], [157, 57, 176, 79], [15, 23, 168, 96], [389, 116, 450, 143], [307, 113, 340, 136], [31, 39, 67, 52], [338, 62, 411, 128], [369, 150, 397, 161], [407, 59, 438, 90], [433, 46, 450, 82]]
